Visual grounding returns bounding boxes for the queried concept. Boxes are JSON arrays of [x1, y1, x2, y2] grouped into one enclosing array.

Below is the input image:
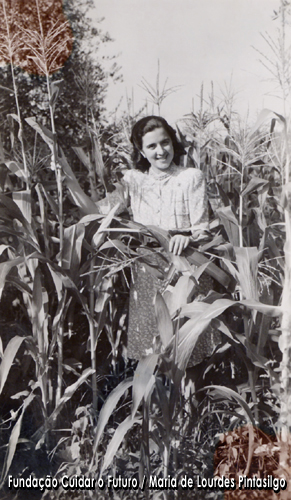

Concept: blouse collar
[[148, 163, 177, 180]]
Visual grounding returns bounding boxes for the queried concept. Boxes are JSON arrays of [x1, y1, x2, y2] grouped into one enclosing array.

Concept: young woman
[[98, 116, 220, 363]]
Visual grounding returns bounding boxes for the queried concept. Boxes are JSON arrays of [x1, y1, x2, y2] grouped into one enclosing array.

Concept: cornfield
[[0, 1, 290, 500]]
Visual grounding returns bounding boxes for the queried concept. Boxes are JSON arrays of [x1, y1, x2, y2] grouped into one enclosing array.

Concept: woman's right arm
[[96, 171, 131, 215]]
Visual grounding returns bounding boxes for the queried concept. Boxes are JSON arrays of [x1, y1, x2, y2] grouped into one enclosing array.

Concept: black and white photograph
[[0, 1, 290, 499]]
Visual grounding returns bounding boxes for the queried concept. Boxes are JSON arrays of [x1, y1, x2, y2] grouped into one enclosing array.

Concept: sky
[[90, 0, 284, 126]]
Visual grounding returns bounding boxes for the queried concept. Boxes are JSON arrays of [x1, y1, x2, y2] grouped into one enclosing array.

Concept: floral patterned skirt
[[126, 250, 221, 366]]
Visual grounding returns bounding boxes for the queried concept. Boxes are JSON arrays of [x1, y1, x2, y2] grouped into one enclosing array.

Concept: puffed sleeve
[[96, 170, 131, 215], [188, 170, 209, 237]]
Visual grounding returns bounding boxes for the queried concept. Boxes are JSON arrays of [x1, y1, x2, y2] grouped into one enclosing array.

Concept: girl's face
[[141, 127, 174, 173]]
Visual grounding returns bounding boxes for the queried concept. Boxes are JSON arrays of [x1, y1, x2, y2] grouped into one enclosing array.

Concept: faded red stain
[[0, 0, 73, 75], [214, 425, 290, 499]]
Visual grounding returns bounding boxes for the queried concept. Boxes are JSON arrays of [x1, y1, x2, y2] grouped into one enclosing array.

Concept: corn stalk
[[89, 255, 98, 412], [20, 0, 72, 404], [0, 0, 30, 190], [278, 106, 291, 470], [279, 180, 291, 466], [139, 60, 181, 116]]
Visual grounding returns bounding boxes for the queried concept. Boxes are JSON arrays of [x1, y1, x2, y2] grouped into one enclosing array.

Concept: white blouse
[[98, 164, 209, 235]]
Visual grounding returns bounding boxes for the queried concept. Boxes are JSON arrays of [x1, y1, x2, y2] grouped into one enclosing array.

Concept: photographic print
[[0, 0, 290, 499]]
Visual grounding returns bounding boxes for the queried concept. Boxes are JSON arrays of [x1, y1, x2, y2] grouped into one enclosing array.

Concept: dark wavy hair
[[130, 116, 185, 172]]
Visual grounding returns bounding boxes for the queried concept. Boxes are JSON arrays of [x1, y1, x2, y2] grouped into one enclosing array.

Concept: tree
[[0, 0, 121, 188]]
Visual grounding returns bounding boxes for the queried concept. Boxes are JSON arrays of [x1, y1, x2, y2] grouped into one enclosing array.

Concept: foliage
[[0, 0, 290, 498], [0, 0, 120, 183]]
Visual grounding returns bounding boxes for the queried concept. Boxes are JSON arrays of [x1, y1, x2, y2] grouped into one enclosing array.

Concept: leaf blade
[[0, 336, 25, 395]]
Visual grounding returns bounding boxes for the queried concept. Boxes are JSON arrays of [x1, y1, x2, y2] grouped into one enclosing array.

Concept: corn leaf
[[241, 299, 281, 316], [38, 183, 59, 217], [7, 113, 20, 125], [0, 393, 35, 486], [0, 194, 38, 246], [154, 292, 173, 348], [241, 177, 269, 197], [0, 257, 25, 300], [251, 108, 286, 135], [32, 267, 48, 356], [72, 146, 91, 169], [155, 377, 171, 434], [49, 79, 63, 111], [79, 213, 104, 224], [5, 160, 26, 181], [199, 234, 225, 252], [35, 184, 50, 257], [132, 354, 159, 418], [59, 149, 99, 215], [184, 245, 235, 290], [177, 317, 210, 370], [25, 117, 54, 152], [0, 336, 25, 395], [100, 416, 141, 475], [165, 274, 192, 316], [47, 368, 94, 427], [179, 301, 209, 318], [92, 203, 121, 249], [234, 246, 261, 301], [168, 254, 193, 273], [48, 266, 63, 302], [216, 206, 240, 247], [94, 277, 114, 348], [29, 252, 91, 316], [61, 223, 85, 275], [203, 385, 255, 425], [99, 239, 137, 255], [212, 319, 238, 343], [147, 226, 170, 251], [91, 378, 133, 464], [50, 293, 71, 359], [92, 135, 108, 191], [177, 298, 281, 369], [218, 256, 238, 280], [12, 190, 31, 224]]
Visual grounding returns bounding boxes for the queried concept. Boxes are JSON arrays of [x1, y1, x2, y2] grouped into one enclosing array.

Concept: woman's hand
[[169, 235, 190, 255]]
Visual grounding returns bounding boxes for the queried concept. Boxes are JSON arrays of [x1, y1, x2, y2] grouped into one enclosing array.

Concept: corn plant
[[85, 216, 280, 479], [251, 109, 291, 472], [180, 88, 283, 420], [249, 0, 291, 476], [139, 60, 181, 116], [0, 0, 31, 182], [0, 0, 101, 483], [178, 84, 223, 176]]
